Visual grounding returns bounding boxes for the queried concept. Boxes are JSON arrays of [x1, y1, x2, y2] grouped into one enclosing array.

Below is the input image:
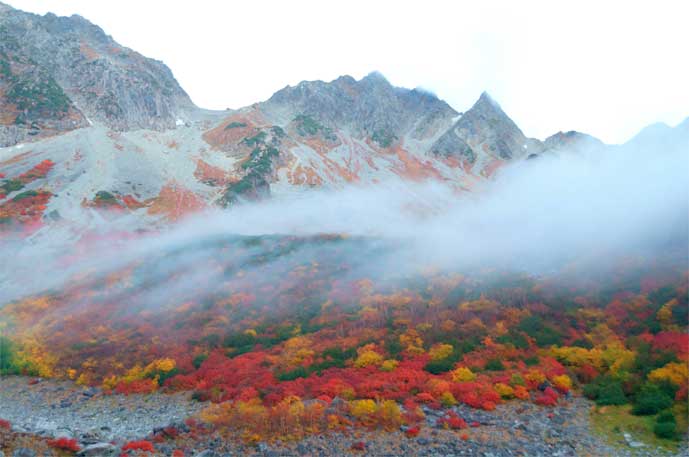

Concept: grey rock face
[[430, 125, 476, 162], [264, 71, 458, 144], [0, 2, 195, 146], [12, 450, 36, 457], [431, 92, 532, 162], [0, 21, 88, 147]]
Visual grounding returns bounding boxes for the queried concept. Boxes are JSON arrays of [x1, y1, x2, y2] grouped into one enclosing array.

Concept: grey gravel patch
[[0, 376, 204, 445]]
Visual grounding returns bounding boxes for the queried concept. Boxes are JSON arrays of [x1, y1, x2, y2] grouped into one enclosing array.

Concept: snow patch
[[176, 119, 185, 127]]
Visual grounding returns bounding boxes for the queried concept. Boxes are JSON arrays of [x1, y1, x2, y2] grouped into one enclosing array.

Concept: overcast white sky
[[6, 0, 689, 143]]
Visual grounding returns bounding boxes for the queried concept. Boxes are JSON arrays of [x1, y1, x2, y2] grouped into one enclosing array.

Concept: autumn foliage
[[0, 235, 686, 443]]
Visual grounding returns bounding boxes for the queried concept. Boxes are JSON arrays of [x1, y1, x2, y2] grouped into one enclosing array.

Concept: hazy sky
[[6, 0, 689, 143]]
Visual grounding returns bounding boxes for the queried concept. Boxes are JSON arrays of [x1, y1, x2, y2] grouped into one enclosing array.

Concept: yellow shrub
[[451, 367, 476, 382], [439, 391, 458, 406], [550, 346, 603, 369], [350, 399, 377, 418], [399, 330, 424, 355], [378, 400, 402, 429], [354, 344, 384, 368], [121, 364, 145, 383], [281, 336, 315, 368], [649, 362, 688, 387], [525, 369, 546, 385], [146, 358, 176, 373], [380, 359, 399, 372], [602, 342, 635, 374], [429, 343, 454, 361], [102, 375, 118, 390], [552, 374, 573, 391], [494, 383, 515, 399]]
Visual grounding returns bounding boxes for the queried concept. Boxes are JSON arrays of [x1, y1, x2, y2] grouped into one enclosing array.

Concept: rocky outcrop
[[0, 1, 195, 146]]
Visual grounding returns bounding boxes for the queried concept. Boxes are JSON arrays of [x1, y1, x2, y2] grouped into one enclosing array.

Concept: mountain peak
[[361, 71, 390, 85], [478, 90, 495, 103], [470, 91, 505, 116], [430, 91, 530, 162]]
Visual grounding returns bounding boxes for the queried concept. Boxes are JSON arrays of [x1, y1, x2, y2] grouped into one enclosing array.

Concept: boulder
[[76, 443, 116, 457]]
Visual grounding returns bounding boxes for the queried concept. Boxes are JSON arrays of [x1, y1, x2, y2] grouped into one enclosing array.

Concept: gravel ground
[[0, 376, 686, 456], [0, 376, 203, 443]]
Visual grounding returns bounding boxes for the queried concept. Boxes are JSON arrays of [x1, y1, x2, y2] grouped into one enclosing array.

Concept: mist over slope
[[2, 122, 686, 305]]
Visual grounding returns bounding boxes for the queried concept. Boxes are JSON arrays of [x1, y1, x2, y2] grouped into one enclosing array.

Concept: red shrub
[[415, 391, 441, 409], [162, 426, 179, 438], [115, 379, 157, 395], [535, 386, 559, 406], [0, 419, 10, 429], [121, 440, 155, 453], [577, 364, 599, 383], [351, 441, 366, 451], [438, 411, 467, 430], [482, 400, 497, 411], [405, 426, 420, 437], [47, 438, 81, 452]]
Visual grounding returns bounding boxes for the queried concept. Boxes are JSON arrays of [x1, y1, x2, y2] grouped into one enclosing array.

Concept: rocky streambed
[[0, 376, 686, 456]]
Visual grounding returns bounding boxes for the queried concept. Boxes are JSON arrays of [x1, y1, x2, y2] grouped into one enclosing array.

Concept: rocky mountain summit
[[0, 1, 194, 147], [264, 72, 458, 145]]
